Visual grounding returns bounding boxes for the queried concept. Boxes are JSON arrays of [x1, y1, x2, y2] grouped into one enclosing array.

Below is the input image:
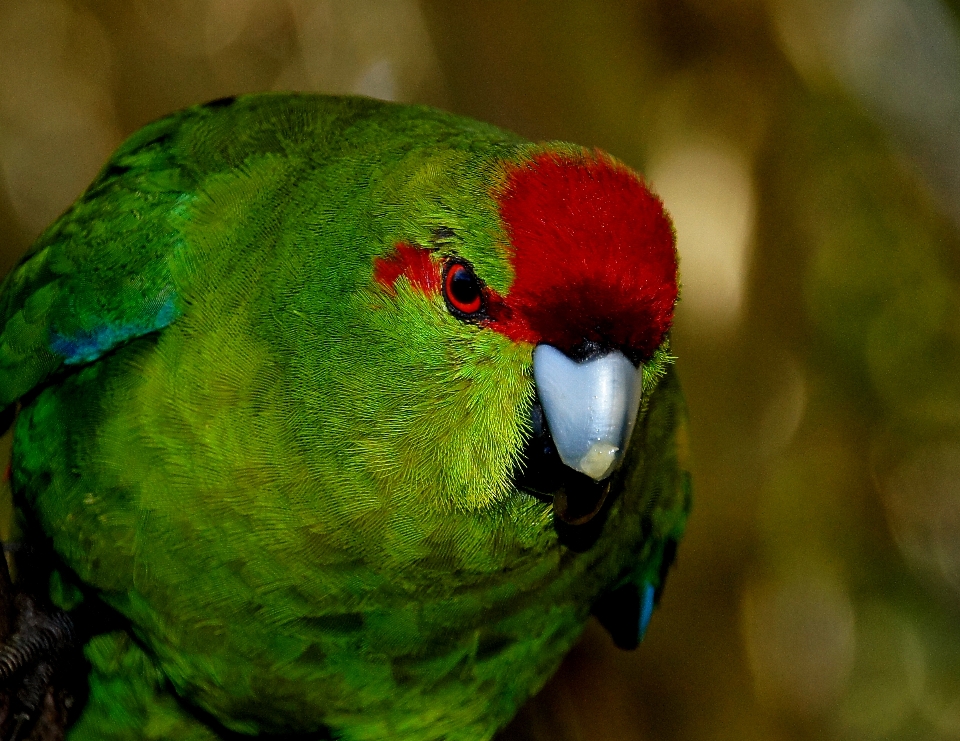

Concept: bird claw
[[0, 595, 74, 679], [0, 593, 77, 741]]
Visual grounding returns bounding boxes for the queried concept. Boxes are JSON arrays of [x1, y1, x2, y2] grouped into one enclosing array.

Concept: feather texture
[[0, 93, 690, 741]]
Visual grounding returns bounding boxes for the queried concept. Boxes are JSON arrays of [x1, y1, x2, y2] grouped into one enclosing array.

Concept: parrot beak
[[533, 344, 643, 480], [531, 344, 644, 525]]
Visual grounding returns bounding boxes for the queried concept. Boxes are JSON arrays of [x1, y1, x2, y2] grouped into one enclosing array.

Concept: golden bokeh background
[[2, 1, 960, 739]]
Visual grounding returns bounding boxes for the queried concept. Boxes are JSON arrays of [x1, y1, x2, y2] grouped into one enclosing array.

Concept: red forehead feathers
[[490, 152, 677, 360], [372, 152, 677, 361]]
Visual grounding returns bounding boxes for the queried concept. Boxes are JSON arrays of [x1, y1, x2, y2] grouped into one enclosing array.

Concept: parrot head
[[356, 144, 677, 532]]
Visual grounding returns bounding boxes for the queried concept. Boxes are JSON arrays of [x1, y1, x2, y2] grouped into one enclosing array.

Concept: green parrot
[[0, 93, 690, 741]]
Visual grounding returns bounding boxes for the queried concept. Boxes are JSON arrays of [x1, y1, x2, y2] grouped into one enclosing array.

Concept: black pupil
[[451, 267, 480, 307]]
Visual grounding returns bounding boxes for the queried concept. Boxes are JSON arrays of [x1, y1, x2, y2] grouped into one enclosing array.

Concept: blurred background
[[1, 0, 960, 739]]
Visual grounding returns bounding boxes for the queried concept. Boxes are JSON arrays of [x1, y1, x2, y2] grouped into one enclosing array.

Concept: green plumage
[[0, 94, 690, 741]]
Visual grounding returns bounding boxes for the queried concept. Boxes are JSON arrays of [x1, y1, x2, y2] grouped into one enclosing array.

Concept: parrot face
[[360, 147, 676, 522], [0, 95, 689, 741]]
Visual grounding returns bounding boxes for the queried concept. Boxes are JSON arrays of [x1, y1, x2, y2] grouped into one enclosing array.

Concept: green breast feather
[[0, 93, 690, 741]]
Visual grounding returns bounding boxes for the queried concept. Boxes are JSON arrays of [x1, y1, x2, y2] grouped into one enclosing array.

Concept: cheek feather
[[373, 243, 441, 296], [492, 151, 678, 359]]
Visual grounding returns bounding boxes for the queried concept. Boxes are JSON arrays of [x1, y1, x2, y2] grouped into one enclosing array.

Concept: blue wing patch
[[50, 295, 179, 365], [638, 582, 656, 642]]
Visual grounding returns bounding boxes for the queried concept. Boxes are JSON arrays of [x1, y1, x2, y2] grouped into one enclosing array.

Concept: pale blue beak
[[532, 344, 644, 481]]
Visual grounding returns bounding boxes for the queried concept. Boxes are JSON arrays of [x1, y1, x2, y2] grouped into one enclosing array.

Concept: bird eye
[[443, 261, 484, 318]]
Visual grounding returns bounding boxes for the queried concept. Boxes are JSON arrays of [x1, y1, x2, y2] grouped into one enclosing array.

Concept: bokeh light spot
[[882, 445, 960, 598], [741, 574, 856, 713], [0, 0, 119, 238], [649, 142, 755, 333]]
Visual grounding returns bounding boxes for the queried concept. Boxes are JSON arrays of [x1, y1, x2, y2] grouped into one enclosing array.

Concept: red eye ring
[[443, 261, 484, 317]]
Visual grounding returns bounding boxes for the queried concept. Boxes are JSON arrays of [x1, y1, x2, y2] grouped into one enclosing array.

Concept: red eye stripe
[[373, 243, 441, 295], [371, 245, 490, 322]]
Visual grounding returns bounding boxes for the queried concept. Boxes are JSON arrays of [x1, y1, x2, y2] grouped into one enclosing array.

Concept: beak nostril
[[567, 340, 609, 363], [565, 341, 644, 368]]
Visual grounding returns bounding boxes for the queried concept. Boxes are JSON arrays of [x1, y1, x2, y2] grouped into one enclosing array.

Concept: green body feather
[[0, 94, 690, 741]]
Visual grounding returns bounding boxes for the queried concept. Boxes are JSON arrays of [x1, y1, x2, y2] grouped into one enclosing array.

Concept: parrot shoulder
[[0, 93, 394, 422], [0, 106, 199, 418]]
